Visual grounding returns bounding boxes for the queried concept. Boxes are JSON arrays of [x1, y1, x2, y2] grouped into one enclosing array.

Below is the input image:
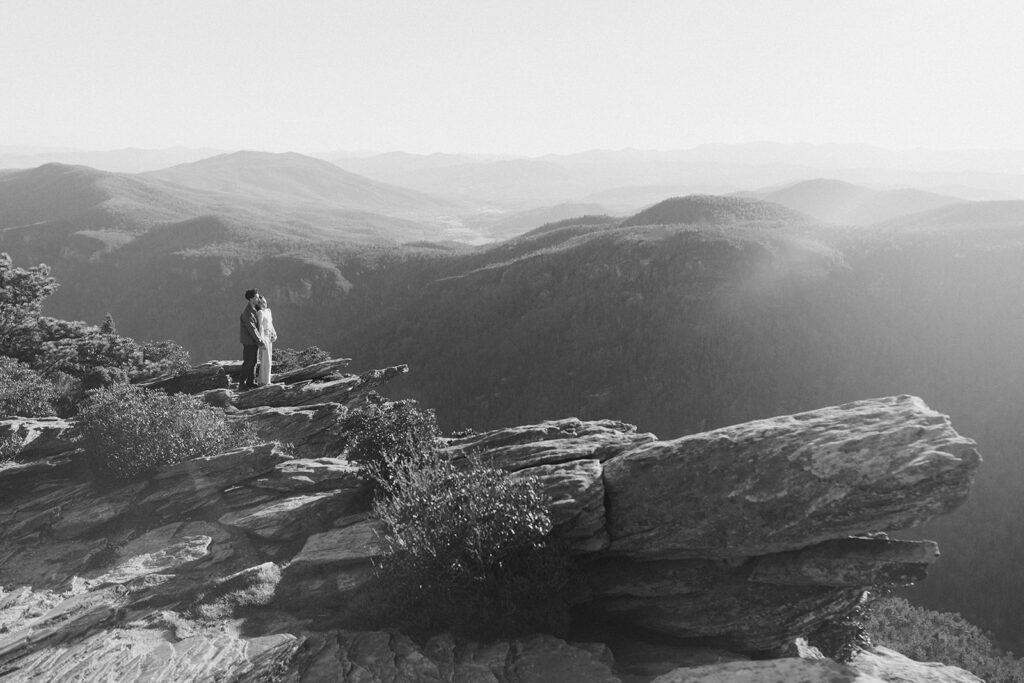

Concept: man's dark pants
[[240, 344, 259, 386]]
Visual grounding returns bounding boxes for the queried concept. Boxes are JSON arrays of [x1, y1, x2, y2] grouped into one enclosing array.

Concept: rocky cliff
[[0, 361, 982, 682]]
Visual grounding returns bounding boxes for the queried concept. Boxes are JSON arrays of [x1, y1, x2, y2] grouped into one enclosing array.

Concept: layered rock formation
[[0, 360, 983, 681]]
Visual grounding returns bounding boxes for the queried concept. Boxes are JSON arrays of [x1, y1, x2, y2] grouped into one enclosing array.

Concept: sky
[[3, 0, 1024, 156]]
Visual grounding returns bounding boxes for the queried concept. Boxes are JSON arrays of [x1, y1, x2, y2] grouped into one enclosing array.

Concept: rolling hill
[[463, 202, 611, 240], [749, 178, 965, 224], [621, 195, 810, 227], [874, 199, 1024, 231], [145, 151, 462, 221], [8, 168, 1024, 654]]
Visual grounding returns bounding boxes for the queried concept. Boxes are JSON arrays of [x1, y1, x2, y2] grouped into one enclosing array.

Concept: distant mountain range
[[0, 153, 467, 258], [145, 151, 461, 222], [0, 146, 223, 173], [742, 178, 965, 225], [324, 145, 1024, 210]]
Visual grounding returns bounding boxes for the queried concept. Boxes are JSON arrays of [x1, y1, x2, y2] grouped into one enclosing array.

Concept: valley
[[3, 148, 1024, 653]]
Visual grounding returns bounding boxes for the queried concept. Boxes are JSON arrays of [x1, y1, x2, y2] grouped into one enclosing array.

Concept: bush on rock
[[371, 441, 572, 640], [77, 384, 257, 482], [0, 356, 59, 417], [334, 397, 441, 488]]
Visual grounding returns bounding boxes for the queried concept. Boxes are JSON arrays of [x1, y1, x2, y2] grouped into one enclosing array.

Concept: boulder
[[603, 395, 980, 559], [273, 357, 352, 384], [850, 646, 983, 683], [230, 365, 408, 409], [516, 459, 609, 553], [232, 404, 346, 459], [651, 657, 887, 682]]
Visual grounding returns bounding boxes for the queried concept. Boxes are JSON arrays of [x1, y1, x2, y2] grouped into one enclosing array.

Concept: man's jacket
[[240, 304, 262, 345]]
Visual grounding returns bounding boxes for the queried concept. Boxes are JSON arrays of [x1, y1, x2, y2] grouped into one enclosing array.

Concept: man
[[239, 288, 265, 389]]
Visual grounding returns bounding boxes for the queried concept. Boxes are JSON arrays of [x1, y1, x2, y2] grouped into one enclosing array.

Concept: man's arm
[[241, 310, 264, 345]]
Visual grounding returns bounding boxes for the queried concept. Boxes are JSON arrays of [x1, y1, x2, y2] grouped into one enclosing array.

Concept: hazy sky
[[3, 0, 1023, 155]]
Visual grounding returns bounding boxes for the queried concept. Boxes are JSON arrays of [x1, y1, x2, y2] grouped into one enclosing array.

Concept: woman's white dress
[[257, 308, 277, 385]]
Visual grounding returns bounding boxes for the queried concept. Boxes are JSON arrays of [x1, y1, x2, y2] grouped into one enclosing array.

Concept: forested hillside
[[7, 192, 1024, 651], [330, 200, 1024, 653]]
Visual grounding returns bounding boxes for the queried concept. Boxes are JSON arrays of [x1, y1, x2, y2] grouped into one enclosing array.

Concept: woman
[[256, 295, 277, 385]]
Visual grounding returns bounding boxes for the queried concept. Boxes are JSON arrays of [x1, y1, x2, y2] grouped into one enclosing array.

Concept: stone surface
[[49, 482, 148, 540], [219, 489, 364, 541], [90, 531, 212, 586], [582, 569, 864, 651], [445, 417, 655, 469], [651, 657, 887, 682], [234, 404, 348, 460], [850, 646, 983, 683], [276, 518, 383, 606], [1, 625, 301, 682], [603, 396, 980, 559], [517, 459, 609, 553], [290, 631, 621, 683], [288, 518, 383, 569], [748, 537, 939, 587], [231, 365, 408, 409], [247, 456, 366, 495], [273, 357, 352, 384], [0, 366, 985, 682], [139, 442, 293, 518], [0, 417, 75, 461]]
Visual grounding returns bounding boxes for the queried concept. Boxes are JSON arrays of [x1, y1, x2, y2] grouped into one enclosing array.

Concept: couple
[[239, 288, 278, 389]]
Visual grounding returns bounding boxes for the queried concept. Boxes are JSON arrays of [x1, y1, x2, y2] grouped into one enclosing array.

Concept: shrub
[[334, 397, 440, 487], [0, 356, 59, 417], [807, 593, 873, 662], [0, 433, 21, 463], [81, 366, 130, 391], [372, 450, 571, 640], [76, 384, 257, 482], [864, 596, 1024, 682], [273, 346, 332, 373], [47, 371, 82, 417], [134, 339, 191, 380]]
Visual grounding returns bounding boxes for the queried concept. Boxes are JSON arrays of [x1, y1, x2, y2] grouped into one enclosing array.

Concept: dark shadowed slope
[[621, 194, 810, 227], [754, 178, 964, 224], [145, 151, 462, 220]]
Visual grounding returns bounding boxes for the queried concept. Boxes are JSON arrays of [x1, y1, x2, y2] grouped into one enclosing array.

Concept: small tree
[[100, 313, 117, 334], [0, 253, 58, 351]]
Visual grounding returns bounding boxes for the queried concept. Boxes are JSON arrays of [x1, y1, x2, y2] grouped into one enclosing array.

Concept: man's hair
[[245, 289, 258, 300]]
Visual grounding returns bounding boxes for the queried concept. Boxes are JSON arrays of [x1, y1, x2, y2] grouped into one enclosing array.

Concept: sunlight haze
[[2, 0, 1024, 154]]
